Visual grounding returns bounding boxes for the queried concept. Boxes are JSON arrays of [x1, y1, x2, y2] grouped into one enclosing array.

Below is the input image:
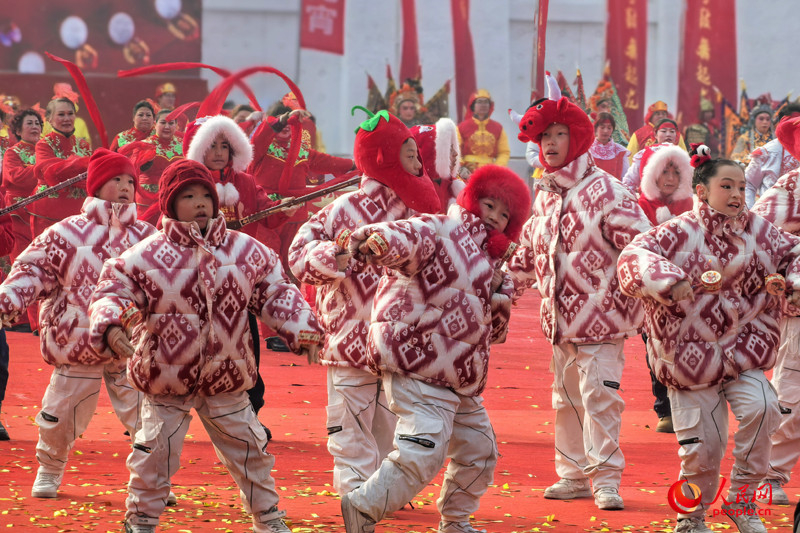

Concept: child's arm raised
[[347, 216, 437, 277]]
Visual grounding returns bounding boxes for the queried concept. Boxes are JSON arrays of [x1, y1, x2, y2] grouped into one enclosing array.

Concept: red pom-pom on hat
[[87, 148, 137, 197]]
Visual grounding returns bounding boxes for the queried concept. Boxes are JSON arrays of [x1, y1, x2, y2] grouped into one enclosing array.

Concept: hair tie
[[690, 143, 711, 168]]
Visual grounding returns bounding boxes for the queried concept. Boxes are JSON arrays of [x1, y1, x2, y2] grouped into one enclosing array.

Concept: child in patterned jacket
[[0, 148, 157, 499], [618, 145, 800, 533], [339, 164, 531, 533], [507, 97, 653, 511], [88, 159, 324, 533], [288, 108, 441, 497]]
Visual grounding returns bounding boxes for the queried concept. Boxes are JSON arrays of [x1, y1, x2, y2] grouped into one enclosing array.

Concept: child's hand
[[670, 280, 694, 302], [336, 251, 352, 271], [106, 326, 134, 359], [278, 197, 300, 217], [247, 111, 265, 123], [300, 344, 321, 365], [490, 270, 504, 293]]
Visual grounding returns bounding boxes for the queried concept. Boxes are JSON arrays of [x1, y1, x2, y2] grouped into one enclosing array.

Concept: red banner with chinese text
[[606, 0, 646, 132], [677, 0, 736, 128], [399, 0, 419, 82], [530, 0, 549, 102], [451, 0, 476, 121], [300, 0, 346, 55]]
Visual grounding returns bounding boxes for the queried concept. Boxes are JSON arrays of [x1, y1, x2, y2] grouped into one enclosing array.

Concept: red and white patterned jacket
[[288, 177, 416, 369], [0, 198, 156, 367], [745, 138, 800, 208], [617, 200, 800, 390], [752, 169, 800, 316], [89, 216, 324, 397], [348, 204, 514, 397], [507, 152, 652, 344]]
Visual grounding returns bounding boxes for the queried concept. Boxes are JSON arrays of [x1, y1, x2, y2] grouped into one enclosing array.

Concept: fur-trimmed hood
[[411, 117, 461, 180], [186, 115, 254, 173], [640, 144, 693, 203]]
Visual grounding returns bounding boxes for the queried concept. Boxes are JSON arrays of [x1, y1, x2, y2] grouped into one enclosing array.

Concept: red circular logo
[[667, 480, 702, 513]]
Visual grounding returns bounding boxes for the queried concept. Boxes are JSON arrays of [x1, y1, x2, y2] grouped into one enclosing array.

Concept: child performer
[[88, 159, 324, 533], [507, 97, 653, 511], [410, 117, 466, 213], [618, 145, 800, 533], [0, 148, 156, 498], [636, 143, 694, 434], [751, 116, 800, 506], [339, 164, 531, 533], [184, 114, 298, 416], [288, 108, 441, 497]]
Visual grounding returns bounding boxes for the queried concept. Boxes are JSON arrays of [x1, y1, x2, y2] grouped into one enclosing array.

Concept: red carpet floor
[[0, 292, 797, 532]]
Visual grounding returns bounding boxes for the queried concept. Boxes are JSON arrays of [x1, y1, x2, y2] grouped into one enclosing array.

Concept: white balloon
[[60, 16, 88, 50], [18, 51, 45, 74], [108, 13, 135, 45], [155, 0, 182, 20]]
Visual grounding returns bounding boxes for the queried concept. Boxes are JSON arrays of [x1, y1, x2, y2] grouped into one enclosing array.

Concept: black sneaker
[[266, 337, 290, 352], [7, 323, 31, 333], [0, 420, 8, 441]]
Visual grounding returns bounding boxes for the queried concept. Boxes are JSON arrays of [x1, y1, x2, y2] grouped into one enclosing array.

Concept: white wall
[[202, 0, 800, 159]]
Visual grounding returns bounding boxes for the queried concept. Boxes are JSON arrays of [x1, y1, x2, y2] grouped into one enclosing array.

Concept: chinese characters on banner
[[606, 0, 646, 132], [300, 0, 346, 55], [677, 0, 737, 128]]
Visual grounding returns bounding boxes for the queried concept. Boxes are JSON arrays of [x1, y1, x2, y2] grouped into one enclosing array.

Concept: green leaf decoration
[[351, 105, 389, 133]]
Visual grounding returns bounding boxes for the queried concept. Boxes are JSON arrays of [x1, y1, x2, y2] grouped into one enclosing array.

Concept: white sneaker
[[166, 491, 177, 506], [594, 487, 624, 510], [543, 478, 592, 500], [720, 501, 767, 533], [341, 493, 376, 533], [31, 469, 63, 498], [674, 517, 712, 533], [124, 523, 156, 533], [755, 479, 789, 505], [438, 520, 487, 533], [255, 506, 291, 533]]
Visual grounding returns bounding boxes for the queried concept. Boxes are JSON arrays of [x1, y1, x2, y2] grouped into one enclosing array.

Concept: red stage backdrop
[[0, 1, 201, 73], [677, 0, 737, 128], [606, 0, 646, 132], [531, 0, 549, 102], [399, 0, 419, 82], [300, 0, 346, 55], [451, 0, 476, 121]]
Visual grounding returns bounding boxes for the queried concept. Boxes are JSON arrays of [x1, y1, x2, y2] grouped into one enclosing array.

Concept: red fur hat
[[777, 115, 800, 161], [410, 118, 460, 181], [352, 107, 440, 214], [159, 159, 219, 220], [517, 97, 594, 172], [87, 148, 137, 197], [457, 164, 532, 256]]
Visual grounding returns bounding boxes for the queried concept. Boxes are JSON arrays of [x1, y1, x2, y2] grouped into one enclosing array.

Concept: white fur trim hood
[[434, 117, 460, 179], [186, 114, 253, 173], [640, 144, 693, 202]]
